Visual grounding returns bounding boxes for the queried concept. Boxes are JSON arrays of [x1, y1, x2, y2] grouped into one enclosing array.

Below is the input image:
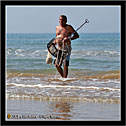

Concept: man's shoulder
[[66, 24, 74, 30], [67, 24, 74, 28], [56, 25, 61, 30], [66, 24, 71, 26]]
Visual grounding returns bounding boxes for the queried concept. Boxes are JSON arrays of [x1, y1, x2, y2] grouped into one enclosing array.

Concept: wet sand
[[6, 98, 121, 121]]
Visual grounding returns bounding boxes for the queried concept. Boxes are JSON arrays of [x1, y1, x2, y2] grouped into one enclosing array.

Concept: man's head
[[59, 15, 67, 27]]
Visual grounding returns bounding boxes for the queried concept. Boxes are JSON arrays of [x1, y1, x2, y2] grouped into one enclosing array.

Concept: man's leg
[[63, 55, 70, 78], [55, 64, 64, 77], [63, 65, 68, 78]]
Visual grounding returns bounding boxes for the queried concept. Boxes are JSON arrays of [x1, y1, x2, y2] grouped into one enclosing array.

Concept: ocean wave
[[31, 50, 43, 57], [15, 49, 25, 56], [7, 83, 120, 92], [71, 50, 120, 57], [7, 48, 47, 58], [7, 48, 120, 57]]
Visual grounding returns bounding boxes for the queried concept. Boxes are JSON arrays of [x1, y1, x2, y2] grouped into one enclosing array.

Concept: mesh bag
[[46, 51, 53, 65], [47, 38, 58, 57]]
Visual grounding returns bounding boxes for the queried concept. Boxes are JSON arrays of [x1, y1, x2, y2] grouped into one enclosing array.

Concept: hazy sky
[[6, 6, 121, 33]]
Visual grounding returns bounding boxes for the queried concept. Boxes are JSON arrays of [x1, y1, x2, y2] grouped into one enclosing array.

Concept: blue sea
[[6, 33, 120, 104]]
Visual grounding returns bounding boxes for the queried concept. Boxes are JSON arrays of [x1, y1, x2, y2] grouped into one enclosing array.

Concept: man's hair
[[59, 15, 67, 22]]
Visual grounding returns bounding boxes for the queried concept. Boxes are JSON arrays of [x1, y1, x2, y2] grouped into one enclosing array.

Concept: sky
[[6, 6, 121, 33]]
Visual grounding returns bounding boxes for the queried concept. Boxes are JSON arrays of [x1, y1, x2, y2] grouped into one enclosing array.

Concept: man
[[54, 15, 79, 78]]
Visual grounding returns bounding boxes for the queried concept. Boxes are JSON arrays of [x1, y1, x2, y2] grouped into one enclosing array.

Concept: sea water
[[6, 33, 120, 104]]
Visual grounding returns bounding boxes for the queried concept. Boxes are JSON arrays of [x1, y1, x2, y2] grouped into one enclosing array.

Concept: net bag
[[47, 38, 58, 58], [46, 51, 53, 65]]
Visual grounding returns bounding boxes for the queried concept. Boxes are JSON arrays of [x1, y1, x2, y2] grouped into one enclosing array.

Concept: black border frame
[[1, 0, 125, 125]]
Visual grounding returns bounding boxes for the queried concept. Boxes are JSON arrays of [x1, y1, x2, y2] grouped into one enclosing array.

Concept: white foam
[[31, 50, 42, 56], [55, 77, 77, 81], [71, 50, 119, 57], [7, 83, 120, 92], [15, 49, 25, 56]]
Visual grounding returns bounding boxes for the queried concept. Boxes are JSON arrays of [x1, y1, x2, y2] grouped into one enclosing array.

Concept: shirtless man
[[54, 15, 79, 78]]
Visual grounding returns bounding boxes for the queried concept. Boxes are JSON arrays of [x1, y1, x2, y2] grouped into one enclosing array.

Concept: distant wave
[[7, 48, 46, 58], [71, 50, 120, 57], [7, 48, 120, 58]]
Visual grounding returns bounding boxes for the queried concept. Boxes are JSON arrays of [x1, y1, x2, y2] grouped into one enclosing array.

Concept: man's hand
[[63, 37, 70, 43]]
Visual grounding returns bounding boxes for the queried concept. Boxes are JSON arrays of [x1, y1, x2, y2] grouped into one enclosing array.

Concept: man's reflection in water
[[50, 101, 73, 120]]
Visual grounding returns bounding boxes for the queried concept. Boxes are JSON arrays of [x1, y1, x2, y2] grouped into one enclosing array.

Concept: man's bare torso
[[55, 25, 74, 50]]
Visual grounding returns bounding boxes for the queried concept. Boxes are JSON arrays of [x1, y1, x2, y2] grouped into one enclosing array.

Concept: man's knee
[[55, 63, 57, 67], [55, 63, 61, 68]]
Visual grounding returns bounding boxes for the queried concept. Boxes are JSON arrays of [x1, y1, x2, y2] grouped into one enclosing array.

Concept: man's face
[[59, 16, 66, 26]]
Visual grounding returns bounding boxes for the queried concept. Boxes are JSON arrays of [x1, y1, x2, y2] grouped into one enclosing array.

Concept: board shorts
[[54, 54, 70, 66], [54, 45, 71, 66]]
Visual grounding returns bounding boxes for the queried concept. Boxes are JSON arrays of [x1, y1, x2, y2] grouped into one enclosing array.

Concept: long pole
[[69, 19, 89, 38], [75, 19, 89, 32]]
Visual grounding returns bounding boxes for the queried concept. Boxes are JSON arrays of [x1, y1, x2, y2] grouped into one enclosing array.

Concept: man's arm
[[69, 25, 79, 40], [70, 32, 79, 40]]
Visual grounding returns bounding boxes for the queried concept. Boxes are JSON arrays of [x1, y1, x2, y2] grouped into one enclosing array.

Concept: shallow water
[[6, 99, 120, 121]]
